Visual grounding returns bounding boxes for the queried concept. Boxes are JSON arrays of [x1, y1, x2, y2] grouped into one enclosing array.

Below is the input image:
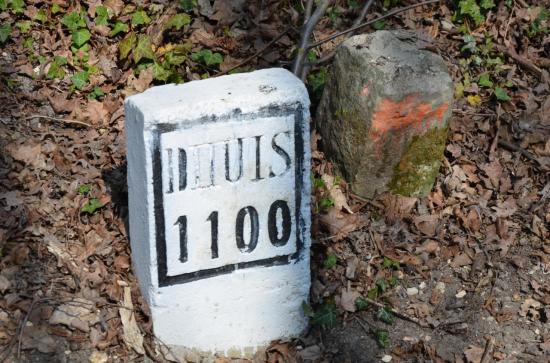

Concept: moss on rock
[[387, 127, 448, 197]]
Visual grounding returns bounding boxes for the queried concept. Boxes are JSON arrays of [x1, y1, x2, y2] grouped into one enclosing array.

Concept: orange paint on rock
[[371, 95, 448, 135], [368, 95, 449, 156]]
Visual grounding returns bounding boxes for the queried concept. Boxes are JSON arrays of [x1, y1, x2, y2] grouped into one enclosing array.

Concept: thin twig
[[217, 28, 291, 77], [25, 114, 92, 127], [308, 0, 441, 49], [353, 0, 376, 28], [494, 43, 542, 77], [292, 0, 331, 76], [304, 0, 313, 25], [497, 140, 540, 165], [362, 296, 432, 328], [480, 336, 495, 363]]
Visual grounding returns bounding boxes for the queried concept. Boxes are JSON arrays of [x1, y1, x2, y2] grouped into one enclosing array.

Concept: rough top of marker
[[125, 68, 310, 125]]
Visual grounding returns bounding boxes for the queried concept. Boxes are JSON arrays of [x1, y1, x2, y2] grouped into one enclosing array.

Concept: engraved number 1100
[[174, 200, 291, 263]]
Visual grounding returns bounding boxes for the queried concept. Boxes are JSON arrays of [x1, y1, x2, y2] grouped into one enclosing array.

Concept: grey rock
[[317, 30, 453, 198]]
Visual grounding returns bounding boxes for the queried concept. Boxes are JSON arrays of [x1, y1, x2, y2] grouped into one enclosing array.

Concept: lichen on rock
[[387, 126, 448, 197]]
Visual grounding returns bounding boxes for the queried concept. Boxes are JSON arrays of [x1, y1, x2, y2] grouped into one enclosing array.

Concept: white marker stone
[[124, 68, 311, 356]]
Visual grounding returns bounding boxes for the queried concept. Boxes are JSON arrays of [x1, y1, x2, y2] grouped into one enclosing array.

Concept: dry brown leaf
[[413, 215, 438, 236], [464, 345, 484, 363], [129, 68, 154, 93], [451, 253, 473, 268], [340, 289, 361, 312], [47, 93, 77, 113], [7, 143, 42, 166], [492, 198, 518, 218], [415, 239, 440, 255], [49, 298, 99, 332], [120, 286, 145, 354], [380, 192, 417, 220], [520, 298, 541, 320], [322, 174, 352, 213], [318, 207, 361, 241]]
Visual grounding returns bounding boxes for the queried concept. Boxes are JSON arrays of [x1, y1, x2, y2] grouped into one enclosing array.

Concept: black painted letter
[[236, 206, 259, 253], [207, 211, 219, 259], [268, 200, 291, 246], [175, 215, 187, 262]]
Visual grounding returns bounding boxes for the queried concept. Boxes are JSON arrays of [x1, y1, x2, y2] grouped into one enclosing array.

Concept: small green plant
[[78, 184, 92, 194], [374, 329, 390, 348], [376, 308, 395, 325], [311, 302, 338, 328], [323, 254, 337, 269], [131, 10, 151, 27], [454, 0, 495, 27], [382, 256, 400, 270], [527, 8, 549, 37], [81, 198, 103, 214], [355, 297, 369, 311], [165, 13, 191, 30], [307, 67, 328, 101], [47, 56, 68, 80], [0, 23, 11, 44], [180, 0, 197, 12], [191, 49, 224, 67]]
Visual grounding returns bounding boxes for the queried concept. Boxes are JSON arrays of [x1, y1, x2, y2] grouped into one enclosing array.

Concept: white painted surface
[[125, 68, 311, 355]]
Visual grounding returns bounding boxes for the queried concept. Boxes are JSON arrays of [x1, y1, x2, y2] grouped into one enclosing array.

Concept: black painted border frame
[[152, 103, 305, 287]]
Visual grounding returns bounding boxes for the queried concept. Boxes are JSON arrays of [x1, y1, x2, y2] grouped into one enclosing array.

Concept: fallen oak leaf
[[322, 174, 352, 213], [119, 286, 145, 354], [319, 207, 361, 241]]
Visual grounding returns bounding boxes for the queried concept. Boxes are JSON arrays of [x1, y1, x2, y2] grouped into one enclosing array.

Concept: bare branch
[[353, 0, 376, 28], [304, 0, 314, 24], [308, 0, 441, 49], [292, 0, 332, 76]]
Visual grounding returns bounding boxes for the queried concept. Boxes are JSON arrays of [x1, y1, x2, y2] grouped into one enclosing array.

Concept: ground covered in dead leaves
[[1, 0, 549, 362]]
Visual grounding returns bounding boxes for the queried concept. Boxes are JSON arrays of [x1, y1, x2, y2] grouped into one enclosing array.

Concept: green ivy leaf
[[71, 28, 91, 48], [133, 34, 155, 63], [109, 21, 129, 37], [373, 20, 386, 30], [62, 11, 86, 32], [179, 0, 197, 11], [458, 0, 484, 26], [323, 254, 337, 269], [376, 279, 387, 294], [367, 287, 378, 300], [165, 51, 186, 66], [152, 62, 172, 81], [16, 20, 32, 34], [355, 297, 369, 311], [94, 5, 110, 26], [494, 87, 511, 102], [0, 0, 7, 11], [131, 10, 151, 26], [382, 256, 400, 270], [166, 13, 191, 30], [0, 24, 11, 44], [319, 197, 334, 209], [78, 184, 92, 194], [119, 32, 137, 60], [302, 301, 315, 317], [88, 86, 105, 99], [51, 3, 62, 14], [374, 329, 390, 348], [480, 0, 495, 10], [10, 0, 24, 13], [71, 70, 89, 90], [478, 73, 493, 88], [376, 308, 395, 325], [23, 37, 33, 48], [311, 303, 338, 328], [34, 9, 48, 23], [47, 57, 67, 79], [191, 49, 223, 66], [81, 198, 104, 214]]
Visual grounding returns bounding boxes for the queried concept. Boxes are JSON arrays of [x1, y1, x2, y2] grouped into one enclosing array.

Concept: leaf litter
[[0, 0, 549, 362]]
